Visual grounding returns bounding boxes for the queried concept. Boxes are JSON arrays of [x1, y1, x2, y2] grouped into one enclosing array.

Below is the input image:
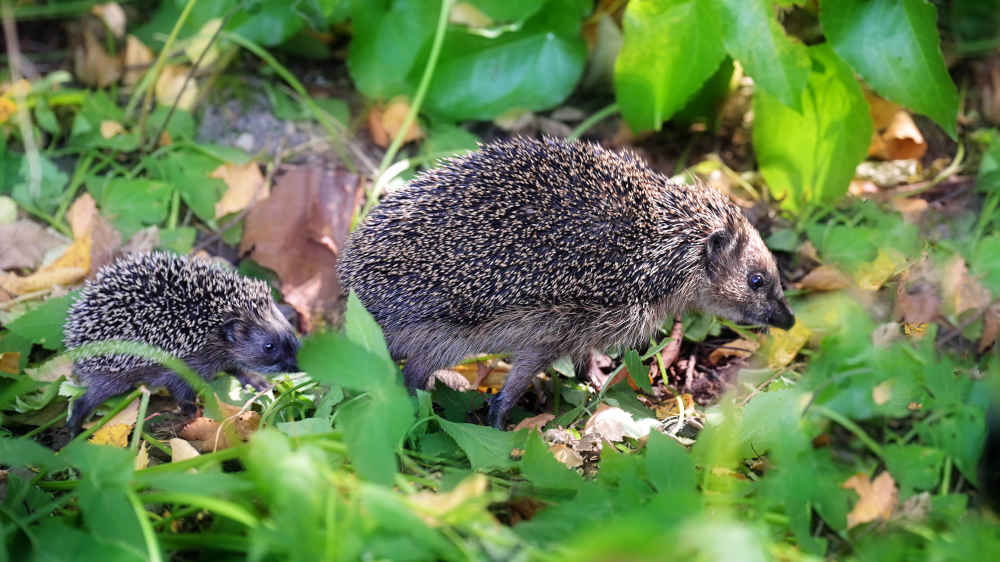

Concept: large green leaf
[[437, 418, 521, 471], [753, 45, 872, 213], [614, 0, 725, 132], [6, 293, 76, 352], [821, 0, 958, 138], [338, 387, 415, 486], [466, 0, 544, 22], [348, 0, 439, 100], [423, 9, 586, 120], [717, 0, 809, 111], [98, 179, 173, 239], [343, 292, 393, 363]]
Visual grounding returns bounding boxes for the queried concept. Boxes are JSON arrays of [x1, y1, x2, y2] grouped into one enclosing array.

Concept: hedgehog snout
[[767, 297, 795, 330]]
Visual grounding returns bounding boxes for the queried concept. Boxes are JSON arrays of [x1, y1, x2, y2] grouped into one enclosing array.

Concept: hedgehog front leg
[[488, 350, 555, 429]]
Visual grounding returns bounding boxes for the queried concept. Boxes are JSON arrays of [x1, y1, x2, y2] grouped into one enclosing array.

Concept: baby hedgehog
[[64, 252, 300, 433], [339, 137, 794, 428]]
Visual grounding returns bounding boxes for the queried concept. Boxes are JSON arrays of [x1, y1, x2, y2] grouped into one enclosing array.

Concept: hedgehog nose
[[768, 300, 795, 330]]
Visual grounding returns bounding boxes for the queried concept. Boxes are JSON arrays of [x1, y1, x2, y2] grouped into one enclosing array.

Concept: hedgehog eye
[[263, 342, 275, 352], [748, 272, 766, 291]]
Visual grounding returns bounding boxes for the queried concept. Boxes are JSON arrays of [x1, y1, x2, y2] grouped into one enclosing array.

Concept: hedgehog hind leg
[[67, 369, 133, 435], [488, 349, 556, 429]]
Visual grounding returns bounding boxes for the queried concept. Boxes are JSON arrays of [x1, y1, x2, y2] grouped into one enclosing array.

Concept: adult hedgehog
[[64, 252, 300, 433], [339, 137, 794, 428]]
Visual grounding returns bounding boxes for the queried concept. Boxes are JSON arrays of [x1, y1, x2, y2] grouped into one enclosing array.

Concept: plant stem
[[812, 404, 885, 460], [127, 488, 164, 562], [131, 386, 151, 452], [126, 0, 198, 121], [568, 102, 619, 141], [367, 0, 453, 216]]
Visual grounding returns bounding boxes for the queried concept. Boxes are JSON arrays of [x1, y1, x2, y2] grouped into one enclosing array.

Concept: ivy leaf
[[614, 0, 725, 131], [821, 0, 958, 138]]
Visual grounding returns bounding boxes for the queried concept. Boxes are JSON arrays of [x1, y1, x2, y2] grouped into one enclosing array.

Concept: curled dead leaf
[[707, 339, 759, 365], [0, 220, 68, 271], [797, 265, 851, 291], [123, 35, 154, 86], [450, 3, 492, 27], [100, 120, 126, 139], [211, 161, 268, 218], [368, 96, 424, 148], [980, 302, 1000, 352], [91, 3, 127, 38], [169, 437, 200, 463], [155, 65, 197, 111], [549, 443, 584, 469], [896, 257, 940, 325], [513, 413, 555, 432], [942, 255, 991, 318], [74, 27, 122, 87], [843, 471, 897, 528]]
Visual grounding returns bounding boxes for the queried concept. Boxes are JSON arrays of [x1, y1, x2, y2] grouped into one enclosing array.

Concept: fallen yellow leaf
[[169, 438, 200, 463], [0, 97, 16, 124], [797, 265, 852, 291], [856, 248, 906, 291], [123, 35, 154, 86], [211, 162, 267, 218], [184, 18, 223, 67], [100, 120, 126, 139], [90, 423, 131, 447], [766, 321, 811, 368], [0, 352, 20, 374], [155, 64, 197, 111]]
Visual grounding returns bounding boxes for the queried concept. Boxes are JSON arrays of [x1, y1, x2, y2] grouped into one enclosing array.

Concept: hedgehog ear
[[705, 230, 735, 280], [222, 319, 243, 344]]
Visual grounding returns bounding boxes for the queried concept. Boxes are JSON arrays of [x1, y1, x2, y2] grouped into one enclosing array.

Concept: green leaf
[[276, 417, 335, 436], [419, 122, 479, 164], [883, 444, 945, 494], [645, 431, 696, 493], [157, 227, 197, 254], [753, 44, 872, 213], [423, 11, 586, 120], [228, 0, 306, 45], [5, 151, 68, 215], [360, 485, 460, 559], [343, 292, 392, 363], [98, 179, 172, 239], [821, 0, 958, 138], [614, 0, 725, 131], [348, 0, 439, 100], [299, 332, 398, 391], [437, 418, 521, 471], [6, 293, 76, 352], [150, 148, 226, 225], [338, 387, 414, 486], [0, 437, 67, 471], [623, 349, 651, 393], [520, 431, 583, 491], [147, 106, 196, 140], [717, 0, 809, 111]]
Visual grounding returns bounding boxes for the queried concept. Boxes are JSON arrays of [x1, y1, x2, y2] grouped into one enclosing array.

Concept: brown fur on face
[[696, 227, 794, 330]]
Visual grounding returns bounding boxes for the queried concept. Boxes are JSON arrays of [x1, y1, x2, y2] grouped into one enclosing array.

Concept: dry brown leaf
[[408, 474, 488, 525], [100, 120, 126, 139], [896, 258, 940, 325], [843, 471, 897, 528], [891, 197, 928, 224], [368, 96, 424, 148], [155, 65, 197, 111], [866, 91, 902, 130], [980, 302, 1000, 352], [211, 162, 267, 218], [169, 437, 200, 463], [797, 265, 851, 291], [74, 27, 122, 87], [872, 381, 892, 405], [24, 355, 73, 382], [450, 2, 492, 27], [0, 220, 68, 271], [92, 3, 127, 37], [550, 443, 584, 469], [67, 193, 121, 275], [134, 441, 149, 470], [0, 352, 20, 374], [708, 339, 759, 365], [513, 413, 555, 432], [878, 111, 926, 161], [0, 236, 89, 294], [240, 165, 362, 330], [765, 321, 811, 368], [941, 255, 991, 318], [430, 369, 473, 391], [123, 35, 154, 86]]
